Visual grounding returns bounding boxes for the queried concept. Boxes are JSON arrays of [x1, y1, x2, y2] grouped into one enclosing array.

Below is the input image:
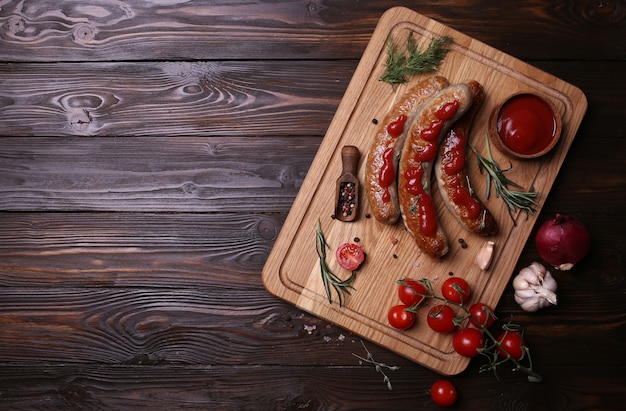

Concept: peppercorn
[[337, 182, 356, 218]]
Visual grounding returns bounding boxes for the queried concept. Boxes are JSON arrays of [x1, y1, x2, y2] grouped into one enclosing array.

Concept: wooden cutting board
[[262, 7, 586, 376]]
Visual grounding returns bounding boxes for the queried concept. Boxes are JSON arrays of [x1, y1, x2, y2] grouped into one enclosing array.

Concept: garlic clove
[[518, 298, 540, 312], [538, 287, 558, 306], [475, 241, 495, 270]]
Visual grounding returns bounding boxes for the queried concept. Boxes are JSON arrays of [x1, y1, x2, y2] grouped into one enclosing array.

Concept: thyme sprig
[[352, 340, 400, 391], [315, 220, 355, 307], [379, 33, 453, 88], [469, 134, 541, 225], [398, 278, 542, 383]]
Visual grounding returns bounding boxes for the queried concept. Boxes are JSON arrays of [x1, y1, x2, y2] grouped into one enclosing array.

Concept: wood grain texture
[[0, 364, 624, 410], [0, 137, 319, 211], [0, 212, 284, 288], [0, 61, 353, 136], [0, 287, 356, 365], [0, 0, 625, 409], [0, 366, 624, 411], [0, 0, 623, 62]]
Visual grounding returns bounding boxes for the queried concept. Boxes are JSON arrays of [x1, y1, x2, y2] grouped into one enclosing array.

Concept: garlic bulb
[[513, 262, 558, 312]]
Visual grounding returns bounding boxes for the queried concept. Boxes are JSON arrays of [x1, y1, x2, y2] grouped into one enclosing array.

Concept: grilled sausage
[[398, 83, 473, 258], [365, 76, 449, 225], [435, 81, 498, 236]]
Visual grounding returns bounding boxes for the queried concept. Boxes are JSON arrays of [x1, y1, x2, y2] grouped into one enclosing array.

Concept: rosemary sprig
[[352, 340, 400, 390], [469, 134, 541, 225], [315, 220, 355, 307], [379, 33, 453, 88]]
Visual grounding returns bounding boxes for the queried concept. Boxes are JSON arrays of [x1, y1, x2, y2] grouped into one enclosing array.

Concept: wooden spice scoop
[[334, 145, 360, 222]]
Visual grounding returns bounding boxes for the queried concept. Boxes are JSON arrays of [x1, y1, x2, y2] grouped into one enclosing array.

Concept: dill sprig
[[315, 220, 355, 307], [379, 33, 453, 88], [469, 134, 541, 225]]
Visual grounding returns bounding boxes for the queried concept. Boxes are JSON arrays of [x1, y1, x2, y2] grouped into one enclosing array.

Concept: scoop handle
[[341, 145, 360, 175]]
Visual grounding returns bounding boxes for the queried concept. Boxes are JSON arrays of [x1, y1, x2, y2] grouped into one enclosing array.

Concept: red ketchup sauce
[[435, 100, 460, 121], [378, 115, 408, 202], [413, 142, 437, 162], [387, 115, 407, 138], [497, 94, 557, 156], [421, 99, 459, 141], [404, 166, 437, 237], [442, 131, 466, 175], [442, 130, 480, 218], [452, 187, 481, 219], [420, 120, 443, 141], [379, 148, 395, 202]]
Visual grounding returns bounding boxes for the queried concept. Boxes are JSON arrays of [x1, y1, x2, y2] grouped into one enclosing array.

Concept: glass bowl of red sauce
[[488, 92, 562, 159]]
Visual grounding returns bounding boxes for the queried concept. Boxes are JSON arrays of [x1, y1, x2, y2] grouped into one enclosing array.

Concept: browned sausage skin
[[398, 83, 473, 258], [365, 76, 449, 225], [435, 81, 499, 236]]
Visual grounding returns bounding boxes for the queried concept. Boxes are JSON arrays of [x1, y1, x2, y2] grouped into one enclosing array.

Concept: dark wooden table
[[1, 1, 624, 409]]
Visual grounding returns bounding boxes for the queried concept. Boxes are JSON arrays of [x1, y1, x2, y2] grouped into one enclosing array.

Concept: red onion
[[535, 213, 590, 270]]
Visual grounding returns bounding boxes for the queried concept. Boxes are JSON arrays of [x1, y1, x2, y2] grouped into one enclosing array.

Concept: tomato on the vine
[[335, 243, 365, 271], [497, 330, 525, 360], [452, 328, 485, 358], [387, 304, 416, 330], [430, 379, 457, 407], [441, 277, 471, 304], [427, 304, 456, 334], [398, 278, 428, 306], [468, 303, 495, 329]]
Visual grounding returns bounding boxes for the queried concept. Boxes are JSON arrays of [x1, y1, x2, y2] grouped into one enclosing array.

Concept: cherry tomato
[[430, 379, 458, 407], [387, 304, 416, 330], [497, 330, 525, 360], [441, 277, 471, 304], [335, 243, 365, 271], [398, 278, 428, 307], [427, 304, 456, 334], [468, 303, 495, 329], [452, 328, 485, 358]]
